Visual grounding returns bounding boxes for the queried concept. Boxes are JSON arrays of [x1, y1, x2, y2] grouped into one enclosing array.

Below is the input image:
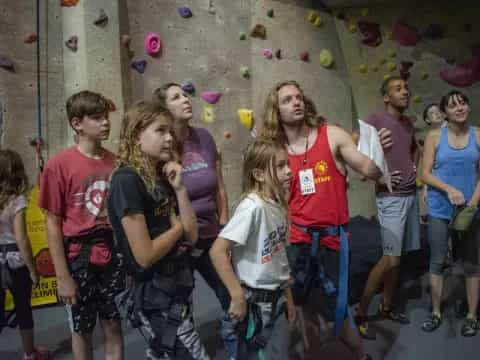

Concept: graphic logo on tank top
[[182, 152, 209, 178], [314, 160, 331, 183], [261, 225, 287, 264]]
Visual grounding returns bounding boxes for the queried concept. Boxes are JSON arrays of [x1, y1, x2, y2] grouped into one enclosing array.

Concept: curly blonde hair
[[117, 100, 173, 193], [0, 149, 29, 211]]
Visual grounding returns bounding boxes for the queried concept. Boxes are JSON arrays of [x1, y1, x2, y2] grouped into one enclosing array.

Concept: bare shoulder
[[472, 126, 480, 142], [326, 124, 353, 145], [424, 127, 441, 148]]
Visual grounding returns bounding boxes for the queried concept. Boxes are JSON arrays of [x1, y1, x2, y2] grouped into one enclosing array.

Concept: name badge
[[299, 168, 315, 195]]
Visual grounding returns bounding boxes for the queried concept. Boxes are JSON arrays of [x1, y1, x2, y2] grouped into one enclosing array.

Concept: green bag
[[449, 205, 478, 232]]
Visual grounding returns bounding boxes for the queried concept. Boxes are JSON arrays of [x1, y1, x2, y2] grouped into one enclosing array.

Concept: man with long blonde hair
[[261, 80, 383, 359]]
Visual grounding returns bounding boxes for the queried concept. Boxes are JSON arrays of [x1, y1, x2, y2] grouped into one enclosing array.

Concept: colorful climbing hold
[[421, 72, 429, 80], [383, 73, 391, 80], [224, 130, 232, 139], [314, 16, 323, 28], [238, 109, 254, 130], [267, 9, 274, 18], [263, 48, 273, 59], [178, 7, 193, 18], [65, 35, 78, 52], [387, 49, 396, 58], [386, 62, 397, 72], [60, 0, 79, 7], [275, 49, 282, 59], [200, 91, 222, 104], [371, 64, 379, 72], [384, 30, 393, 40], [240, 66, 250, 78], [307, 11, 318, 23], [24, 33, 38, 44], [359, 64, 368, 74], [131, 59, 147, 74], [202, 104, 215, 124], [413, 95, 422, 103], [93, 9, 108, 27], [145, 32, 161, 56], [346, 22, 358, 33], [360, 8, 369, 17], [181, 82, 195, 95], [299, 51, 309, 62], [239, 31, 247, 40], [250, 24, 266, 39], [358, 21, 382, 47], [319, 49, 334, 68], [0, 54, 15, 72], [393, 21, 421, 47], [121, 34, 131, 48]]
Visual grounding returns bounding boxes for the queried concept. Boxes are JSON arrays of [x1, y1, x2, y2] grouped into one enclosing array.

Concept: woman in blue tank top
[[421, 90, 480, 336]]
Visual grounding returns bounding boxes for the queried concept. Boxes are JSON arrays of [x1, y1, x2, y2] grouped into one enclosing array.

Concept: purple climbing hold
[[200, 91, 222, 104], [181, 81, 195, 95], [178, 7, 193, 18], [263, 48, 273, 59], [131, 59, 147, 74], [65, 35, 78, 52], [0, 53, 15, 72]]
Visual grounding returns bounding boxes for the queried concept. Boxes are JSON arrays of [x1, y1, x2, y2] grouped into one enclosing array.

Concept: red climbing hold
[[24, 33, 38, 44], [299, 51, 309, 62], [65, 35, 78, 52]]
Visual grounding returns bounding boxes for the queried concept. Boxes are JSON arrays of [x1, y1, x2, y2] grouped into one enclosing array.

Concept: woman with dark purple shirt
[[153, 83, 230, 310]]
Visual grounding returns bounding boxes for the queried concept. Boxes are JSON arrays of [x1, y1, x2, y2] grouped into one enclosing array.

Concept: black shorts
[[66, 252, 125, 334], [287, 243, 347, 322]]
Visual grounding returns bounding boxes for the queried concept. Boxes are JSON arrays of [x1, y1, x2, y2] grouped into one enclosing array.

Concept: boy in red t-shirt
[[39, 91, 124, 359]]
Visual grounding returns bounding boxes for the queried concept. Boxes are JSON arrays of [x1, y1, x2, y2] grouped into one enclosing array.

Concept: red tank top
[[288, 124, 349, 250]]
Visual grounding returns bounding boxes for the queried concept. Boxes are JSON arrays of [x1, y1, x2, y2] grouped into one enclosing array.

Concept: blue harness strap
[[294, 224, 355, 336]]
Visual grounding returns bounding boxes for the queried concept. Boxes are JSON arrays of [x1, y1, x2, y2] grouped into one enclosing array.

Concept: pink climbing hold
[[65, 35, 78, 52], [393, 21, 421, 46], [439, 47, 480, 88], [263, 48, 273, 59], [200, 91, 222, 105], [299, 51, 309, 62], [145, 32, 162, 56], [0, 53, 15, 72]]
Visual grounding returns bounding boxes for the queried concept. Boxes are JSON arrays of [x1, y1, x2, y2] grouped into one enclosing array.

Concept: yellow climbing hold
[[307, 11, 318, 23], [421, 72, 429, 80], [347, 22, 358, 33], [386, 62, 397, 72], [387, 49, 396, 58], [319, 49, 334, 68], [359, 64, 368, 74], [360, 8, 369, 17], [314, 16, 323, 27], [379, 58, 387, 65], [371, 64, 379, 72], [384, 30, 393, 40], [413, 95, 422, 103], [202, 104, 215, 124], [383, 73, 391, 80], [238, 109, 254, 130]]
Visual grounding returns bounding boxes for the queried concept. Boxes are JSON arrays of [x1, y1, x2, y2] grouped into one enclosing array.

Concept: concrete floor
[[1, 217, 479, 359]]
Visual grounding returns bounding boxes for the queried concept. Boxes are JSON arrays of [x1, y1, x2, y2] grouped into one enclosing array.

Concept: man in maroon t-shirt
[[261, 80, 383, 360], [355, 76, 421, 340]]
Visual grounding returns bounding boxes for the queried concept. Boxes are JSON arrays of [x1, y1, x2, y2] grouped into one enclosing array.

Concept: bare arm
[[468, 128, 480, 206], [13, 209, 36, 280], [215, 154, 229, 226], [421, 129, 465, 205], [121, 211, 183, 269], [45, 211, 78, 304], [210, 237, 247, 320], [333, 126, 382, 180]]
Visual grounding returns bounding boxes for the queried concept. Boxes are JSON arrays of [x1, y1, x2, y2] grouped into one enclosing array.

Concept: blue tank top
[[427, 126, 479, 219]]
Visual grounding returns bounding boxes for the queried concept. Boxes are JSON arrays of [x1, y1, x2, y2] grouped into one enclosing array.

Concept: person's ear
[[252, 168, 265, 183], [70, 116, 83, 133]]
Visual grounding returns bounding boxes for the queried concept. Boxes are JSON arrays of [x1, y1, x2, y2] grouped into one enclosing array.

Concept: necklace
[[288, 129, 309, 166]]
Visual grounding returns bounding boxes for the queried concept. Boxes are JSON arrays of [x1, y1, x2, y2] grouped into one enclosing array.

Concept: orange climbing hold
[[61, 0, 79, 7]]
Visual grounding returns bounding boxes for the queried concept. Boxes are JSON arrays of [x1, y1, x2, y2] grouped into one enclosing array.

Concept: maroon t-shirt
[[364, 111, 417, 197], [39, 146, 115, 236]]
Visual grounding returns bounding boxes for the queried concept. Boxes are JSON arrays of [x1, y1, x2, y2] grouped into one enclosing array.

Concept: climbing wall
[[125, 0, 355, 204], [0, 0, 64, 180]]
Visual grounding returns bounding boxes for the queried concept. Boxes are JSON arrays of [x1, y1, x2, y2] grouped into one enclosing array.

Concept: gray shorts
[[376, 194, 421, 257]]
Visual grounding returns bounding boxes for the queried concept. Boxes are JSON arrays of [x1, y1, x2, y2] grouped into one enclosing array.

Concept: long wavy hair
[[242, 138, 289, 212], [0, 149, 29, 211], [261, 80, 319, 143], [116, 100, 173, 193]]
